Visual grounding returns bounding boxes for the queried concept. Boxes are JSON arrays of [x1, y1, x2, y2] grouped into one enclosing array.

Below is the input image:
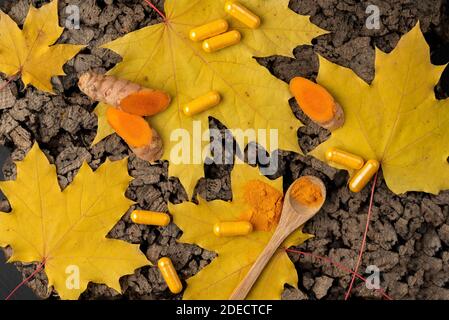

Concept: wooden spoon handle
[[229, 229, 287, 300]]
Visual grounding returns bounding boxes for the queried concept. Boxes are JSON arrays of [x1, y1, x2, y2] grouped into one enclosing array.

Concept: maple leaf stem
[[4, 259, 46, 300], [0, 72, 21, 92], [344, 170, 379, 300], [142, 0, 167, 21], [286, 247, 392, 300]]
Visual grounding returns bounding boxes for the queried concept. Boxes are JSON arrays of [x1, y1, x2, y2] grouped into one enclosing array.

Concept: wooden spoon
[[229, 176, 326, 300]]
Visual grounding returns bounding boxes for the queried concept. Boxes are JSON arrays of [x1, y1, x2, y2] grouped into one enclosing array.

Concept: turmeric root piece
[[120, 89, 171, 116], [289, 77, 344, 131], [107, 107, 152, 148], [78, 72, 171, 116], [106, 108, 163, 162], [133, 131, 163, 163]]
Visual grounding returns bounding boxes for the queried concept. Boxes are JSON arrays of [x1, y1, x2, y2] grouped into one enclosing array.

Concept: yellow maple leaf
[[93, 0, 325, 195], [169, 164, 312, 299], [0, 0, 84, 93], [0, 144, 149, 299], [311, 23, 449, 195]]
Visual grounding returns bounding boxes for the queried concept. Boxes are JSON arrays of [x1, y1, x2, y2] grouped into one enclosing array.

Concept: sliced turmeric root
[[107, 107, 151, 147], [289, 77, 344, 131], [120, 89, 170, 116], [78, 72, 171, 116], [106, 107, 163, 162]]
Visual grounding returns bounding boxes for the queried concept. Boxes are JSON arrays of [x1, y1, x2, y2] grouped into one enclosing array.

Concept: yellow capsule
[[325, 147, 365, 170], [202, 30, 241, 53], [189, 19, 229, 42], [158, 257, 183, 294], [349, 160, 380, 193], [213, 221, 253, 237], [131, 210, 170, 226], [224, 0, 261, 29], [183, 91, 221, 116]]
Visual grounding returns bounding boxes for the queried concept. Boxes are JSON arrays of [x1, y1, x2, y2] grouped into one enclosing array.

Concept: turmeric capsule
[[325, 147, 365, 170], [189, 19, 229, 42], [158, 257, 183, 294], [213, 221, 253, 237], [349, 160, 380, 193], [202, 30, 241, 53], [131, 210, 170, 226], [183, 91, 221, 116], [224, 0, 261, 29]]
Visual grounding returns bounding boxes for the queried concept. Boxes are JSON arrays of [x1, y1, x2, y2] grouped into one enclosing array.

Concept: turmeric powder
[[240, 180, 283, 231], [289, 76, 344, 131], [290, 177, 323, 207]]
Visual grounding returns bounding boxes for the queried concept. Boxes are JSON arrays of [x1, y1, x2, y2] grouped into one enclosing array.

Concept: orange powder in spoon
[[290, 177, 323, 207]]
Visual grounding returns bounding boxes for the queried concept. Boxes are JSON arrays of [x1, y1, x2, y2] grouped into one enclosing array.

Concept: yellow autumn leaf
[[93, 0, 325, 195], [0, 0, 84, 93], [311, 23, 449, 195], [0, 144, 149, 300], [169, 164, 312, 299]]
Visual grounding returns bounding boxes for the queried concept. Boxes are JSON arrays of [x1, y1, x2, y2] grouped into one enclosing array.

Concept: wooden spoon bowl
[[229, 176, 326, 300]]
